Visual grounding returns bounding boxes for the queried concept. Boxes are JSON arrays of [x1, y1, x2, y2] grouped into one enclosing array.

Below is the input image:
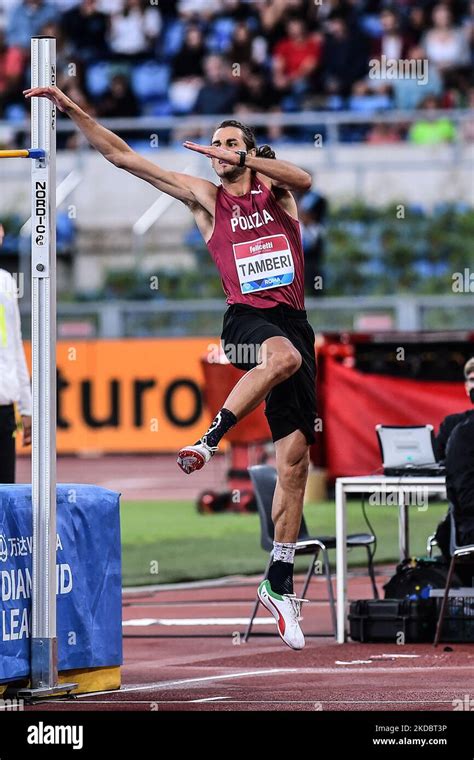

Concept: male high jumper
[[24, 84, 317, 649]]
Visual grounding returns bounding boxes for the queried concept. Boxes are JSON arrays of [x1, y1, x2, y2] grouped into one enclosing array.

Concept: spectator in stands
[[227, 19, 267, 68], [405, 4, 428, 45], [366, 122, 403, 144], [0, 30, 25, 117], [61, 0, 109, 62], [0, 1, 18, 34], [109, 0, 162, 60], [272, 17, 322, 98], [58, 80, 96, 148], [320, 11, 369, 97], [408, 94, 457, 144], [172, 24, 205, 80], [435, 357, 474, 461], [234, 62, 284, 142], [0, 0, 469, 133], [422, 3, 470, 73], [177, 0, 220, 21], [236, 62, 278, 112], [391, 44, 443, 111], [348, 78, 392, 113], [0, 223, 32, 484], [40, 21, 79, 91], [371, 8, 412, 62], [193, 54, 237, 115], [169, 24, 205, 114], [96, 0, 123, 12], [461, 86, 474, 141], [258, 0, 317, 49], [97, 72, 139, 117], [258, 0, 289, 41], [5, 0, 57, 50], [464, 0, 474, 55]]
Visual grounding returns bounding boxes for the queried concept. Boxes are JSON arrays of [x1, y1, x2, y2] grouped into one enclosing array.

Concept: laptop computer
[[375, 424, 446, 476]]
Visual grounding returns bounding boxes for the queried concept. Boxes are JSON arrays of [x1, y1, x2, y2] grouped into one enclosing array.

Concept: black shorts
[[221, 303, 317, 445]]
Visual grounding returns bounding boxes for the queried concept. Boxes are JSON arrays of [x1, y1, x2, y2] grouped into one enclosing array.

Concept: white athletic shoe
[[176, 439, 217, 474], [257, 579, 307, 650]]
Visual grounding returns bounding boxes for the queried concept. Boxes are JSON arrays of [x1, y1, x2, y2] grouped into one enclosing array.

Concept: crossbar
[[0, 148, 45, 159]]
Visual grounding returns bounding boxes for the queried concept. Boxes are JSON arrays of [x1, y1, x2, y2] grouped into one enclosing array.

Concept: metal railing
[[18, 294, 474, 339], [132, 161, 196, 273], [2, 108, 473, 150]]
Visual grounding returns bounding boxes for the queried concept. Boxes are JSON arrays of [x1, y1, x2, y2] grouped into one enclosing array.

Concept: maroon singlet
[[206, 173, 305, 309]]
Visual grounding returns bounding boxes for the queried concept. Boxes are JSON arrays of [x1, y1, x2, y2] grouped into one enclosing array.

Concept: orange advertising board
[[24, 338, 215, 453]]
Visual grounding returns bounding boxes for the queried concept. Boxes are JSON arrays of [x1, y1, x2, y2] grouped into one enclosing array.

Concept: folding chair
[[244, 465, 378, 642], [433, 507, 474, 647]]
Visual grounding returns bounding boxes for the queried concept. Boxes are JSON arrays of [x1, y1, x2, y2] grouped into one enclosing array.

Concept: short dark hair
[[214, 119, 276, 159]]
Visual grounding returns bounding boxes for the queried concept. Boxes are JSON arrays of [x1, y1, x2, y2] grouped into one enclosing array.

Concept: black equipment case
[[349, 598, 437, 643]]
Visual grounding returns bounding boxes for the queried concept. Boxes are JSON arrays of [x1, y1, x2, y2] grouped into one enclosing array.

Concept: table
[[335, 475, 446, 644]]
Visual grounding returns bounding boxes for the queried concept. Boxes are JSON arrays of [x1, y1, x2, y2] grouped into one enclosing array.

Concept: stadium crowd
[[0, 0, 472, 145]]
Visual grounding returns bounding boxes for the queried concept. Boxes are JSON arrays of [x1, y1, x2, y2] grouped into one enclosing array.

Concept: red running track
[[16, 453, 230, 501], [25, 569, 474, 712]]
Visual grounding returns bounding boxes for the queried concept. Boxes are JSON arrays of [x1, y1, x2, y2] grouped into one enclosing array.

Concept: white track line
[[189, 696, 230, 703], [123, 577, 258, 594], [59, 662, 474, 701], [122, 568, 380, 594], [375, 654, 421, 659], [70, 668, 298, 698], [276, 665, 474, 676], [123, 617, 273, 627]]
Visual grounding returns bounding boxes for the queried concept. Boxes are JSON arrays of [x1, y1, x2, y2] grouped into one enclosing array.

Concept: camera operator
[[435, 357, 474, 461], [434, 357, 474, 584]]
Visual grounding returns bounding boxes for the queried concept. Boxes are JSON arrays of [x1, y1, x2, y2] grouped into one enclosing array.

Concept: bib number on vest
[[233, 234, 294, 294]]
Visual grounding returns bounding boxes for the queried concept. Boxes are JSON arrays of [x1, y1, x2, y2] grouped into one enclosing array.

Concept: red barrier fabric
[[323, 356, 468, 477]]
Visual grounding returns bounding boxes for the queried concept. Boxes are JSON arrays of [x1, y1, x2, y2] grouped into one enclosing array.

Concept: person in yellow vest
[[0, 223, 32, 482]]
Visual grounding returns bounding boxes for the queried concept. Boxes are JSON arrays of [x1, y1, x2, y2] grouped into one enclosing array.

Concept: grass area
[[120, 499, 448, 586]]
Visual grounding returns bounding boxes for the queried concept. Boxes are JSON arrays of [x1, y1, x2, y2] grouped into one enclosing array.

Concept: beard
[[214, 163, 247, 182]]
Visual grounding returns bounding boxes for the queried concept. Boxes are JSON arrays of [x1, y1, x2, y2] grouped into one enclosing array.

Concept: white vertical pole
[[335, 479, 347, 644], [30, 35, 57, 690]]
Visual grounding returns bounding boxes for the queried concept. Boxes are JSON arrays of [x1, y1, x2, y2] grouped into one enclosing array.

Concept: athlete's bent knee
[[279, 455, 309, 492], [269, 348, 302, 383]]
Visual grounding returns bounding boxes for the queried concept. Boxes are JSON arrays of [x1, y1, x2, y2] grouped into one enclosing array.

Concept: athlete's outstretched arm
[[242, 155, 311, 192], [24, 87, 215, 209], [183, 140, 312, 192]]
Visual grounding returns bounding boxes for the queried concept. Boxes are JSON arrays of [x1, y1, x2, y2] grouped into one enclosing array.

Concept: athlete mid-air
[[24, 84, 317, 649]]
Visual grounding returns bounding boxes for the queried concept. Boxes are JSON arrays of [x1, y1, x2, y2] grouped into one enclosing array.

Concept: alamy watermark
[[207, 341, 269, 368], [452, 268, 474, 293], [452, 694, 474, 710], [369, 485, 429, 510], [0, 697, 24, 711], [369, 55, 428, 86]]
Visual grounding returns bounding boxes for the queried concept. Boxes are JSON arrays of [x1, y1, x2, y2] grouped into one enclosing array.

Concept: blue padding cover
[[0, 484, 122, 682]]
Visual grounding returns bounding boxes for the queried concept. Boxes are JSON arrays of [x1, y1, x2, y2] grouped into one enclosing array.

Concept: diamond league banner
[[0, 484, 122, 682]]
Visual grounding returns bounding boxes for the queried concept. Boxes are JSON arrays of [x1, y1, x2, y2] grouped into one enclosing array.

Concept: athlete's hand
[[183, 141, 241, 165], [21, 415, 32, 447], [23, 86, 72, 113]]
